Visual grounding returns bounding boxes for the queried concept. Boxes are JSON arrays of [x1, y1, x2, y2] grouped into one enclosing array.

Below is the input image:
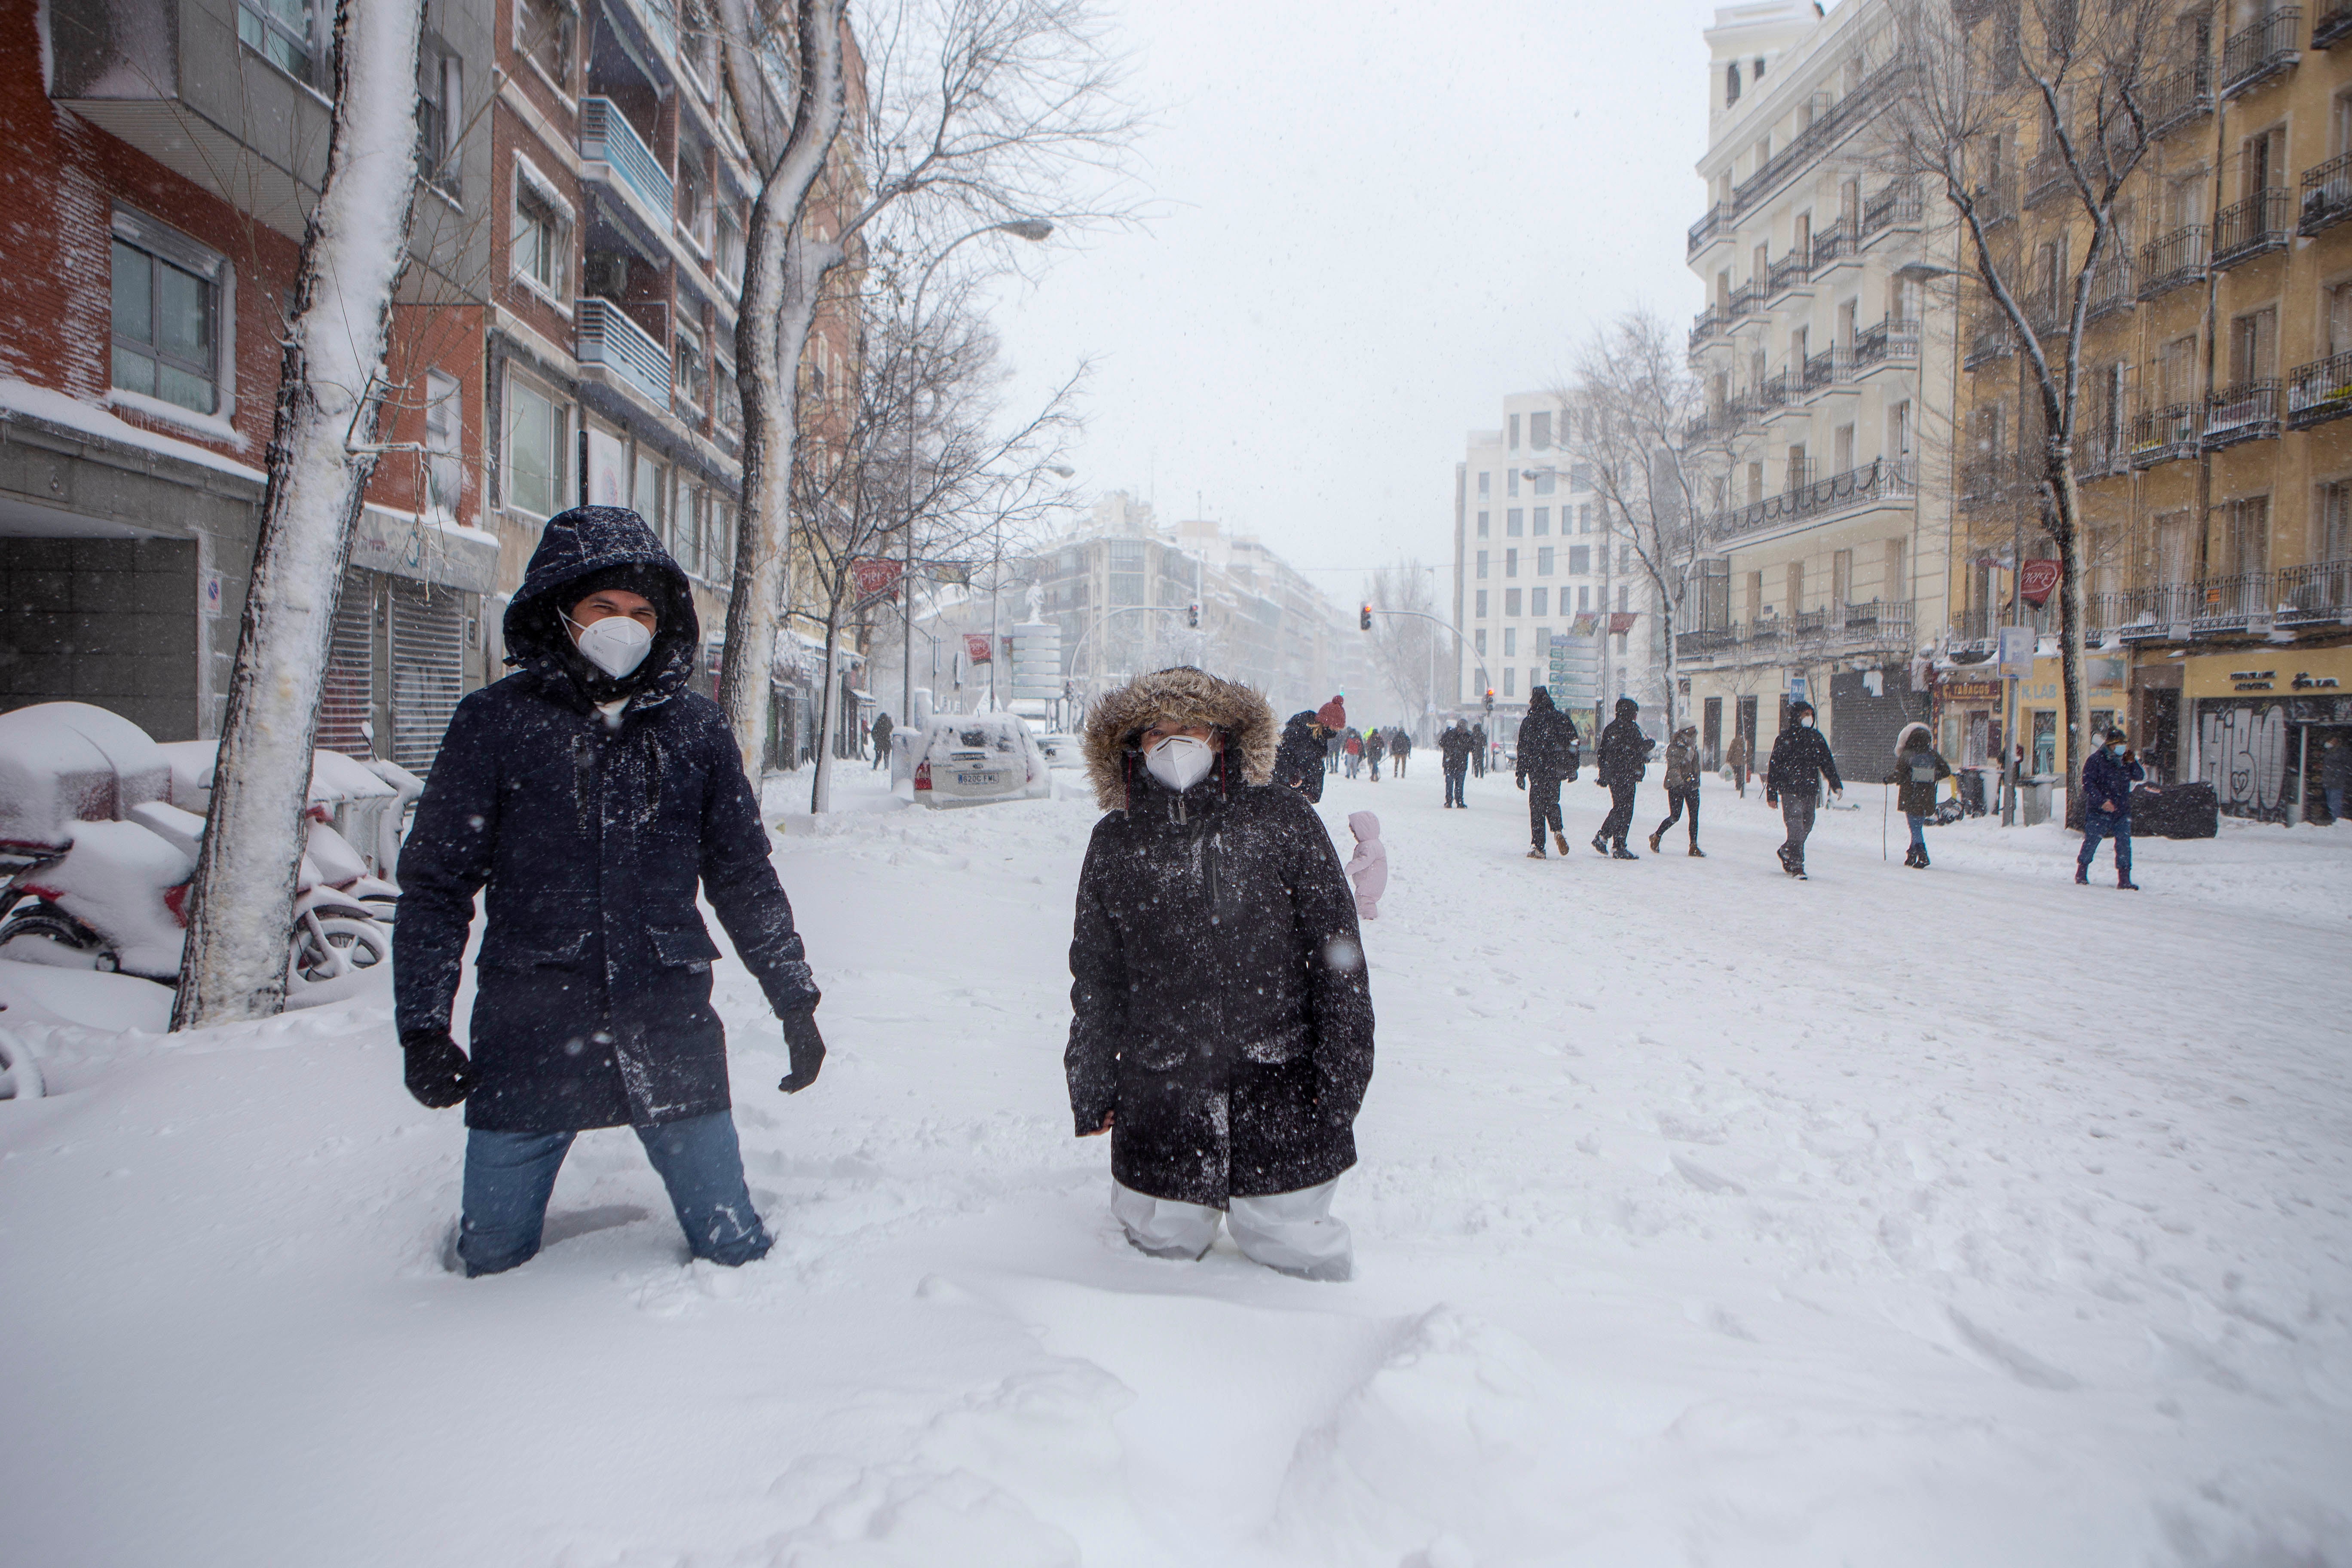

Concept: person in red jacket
[[1316, 696, 1347, 774]]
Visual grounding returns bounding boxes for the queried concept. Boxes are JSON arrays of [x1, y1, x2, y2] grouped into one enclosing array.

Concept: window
[[1504, 628, 1518, 657], [677, 142, 713, 254], [1568, 545, 1590, 575], [1476, 550, 1489, 579], [2228, 306, 2278, 384], [675, 325, 709, 413], [1531, 410, 1552, 449], [1505, 588, 1522, 616], [2329, 281, 2352, 356], [1785, 560, 1804, 613], [1476, 510, 1489, 538], [1617, 585, 1630, 611], [1475, 628, 1488, 654], [1726, 59, 1741, 106], [517, 0, 577, 88], [511, 163, 570, 294], [2215, 495, 2270, 579], [1533, 471, 1556, 496], [1747, 570, 1764, 619], [1478, 471, 1491, 497], [1832, 548, 1853, 607], [1886, 537, 1907, 600], [1503, 668, 1516, 697], [504, 376, 565, 518], [240, 0, 322, 88], [717, 205, 745, 290], [1533, 507, 1549, 535], [634, 452, 666, 539], [1475, 591, 1490, 620], [2320, 481, 2352, 562], [1833, 423, 1855, 472], [1537, 547, 1555, 576], [110, 219, 223, 416], [424, 371, 461, 521], [1579, 586, 1591, 612], [1506, 548, 1519, 577], [716, 358, 741, 432], [1507, 508, 1524, 537], [1531, 587, 1549, 615], [1578, 503, 1592, 533], [1507, 469, 1521, 498], [416, 44, 462, 198], [1570, 463, 1592, 490], [1508, 413, 1520, 449]]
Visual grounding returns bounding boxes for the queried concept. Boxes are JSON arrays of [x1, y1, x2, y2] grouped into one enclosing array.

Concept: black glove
[[1515, 774, 1525, 790], [778, 1009, 826, 1094], [402, 1029, 474, 1109]]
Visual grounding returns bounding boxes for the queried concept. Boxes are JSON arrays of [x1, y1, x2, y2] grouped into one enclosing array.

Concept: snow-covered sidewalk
[[1, 764, 2347, 1566]]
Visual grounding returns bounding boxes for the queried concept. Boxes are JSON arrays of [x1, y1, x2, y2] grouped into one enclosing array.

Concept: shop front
[[2176, 646, 2352, 822]]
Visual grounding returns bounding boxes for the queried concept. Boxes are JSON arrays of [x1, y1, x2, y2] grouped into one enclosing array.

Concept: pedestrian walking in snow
[[1648, 723, 1704, 857], [1274, 710, 1331, 803], [1390, 728, 1412, 778], [1365, 727, 1387, 781], [1318, 696, 1347, 773], [1591, 696, 1652, 859], [1343, 729, 1363, 778], [1066, 667, 1374, 1282], [1471, 723, 1488, 778], [1883, 722, 1952, 868], [1514, 686, 1580, 858], [2321, 733, 2350, 824], [2077, 727, 2150, 889], [1344, 810, 1388, 920], [1439, 720, 1474, 807], [1764, 698, 1843, 879], [1726, 731, 1750, 798], [394, 505, 825, 1277], [869, 710, 894, 771]]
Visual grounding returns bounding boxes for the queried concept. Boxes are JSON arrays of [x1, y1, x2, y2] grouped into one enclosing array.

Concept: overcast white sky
[[982, 0, 1727, 606]]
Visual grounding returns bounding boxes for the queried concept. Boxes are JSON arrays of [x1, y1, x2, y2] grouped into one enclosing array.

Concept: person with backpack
[[1883, 722, 1953, 868], [2078, 726, 2150, 890], [1514, 686, 1580, 858], [1389, 727, 1412, 778], [1365, 727, 1387, 782], [1590, 696, 1653, 859], [869, 710, 894, 771], [1438, 720, 1475, 807], [1648, 723, 1704, 857], [1764, 697, 1842, 878]]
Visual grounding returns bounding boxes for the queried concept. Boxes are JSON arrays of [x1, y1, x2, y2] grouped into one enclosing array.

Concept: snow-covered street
[[2, 768, 2348, 1566]]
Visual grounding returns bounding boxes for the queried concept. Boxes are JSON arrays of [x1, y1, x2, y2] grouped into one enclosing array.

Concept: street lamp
[[900, 217, 1056, 732]]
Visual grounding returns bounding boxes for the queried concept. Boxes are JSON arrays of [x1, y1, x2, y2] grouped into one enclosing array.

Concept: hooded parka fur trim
[[1066, 668, 1373, 1208]]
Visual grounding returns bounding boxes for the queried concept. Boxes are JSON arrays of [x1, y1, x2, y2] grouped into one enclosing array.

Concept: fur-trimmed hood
[[1895, 721, 1932, 756], [1081, 666, 1279, 811]]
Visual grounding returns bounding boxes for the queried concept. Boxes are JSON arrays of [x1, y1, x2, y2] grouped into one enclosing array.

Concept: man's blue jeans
[[459, 1110, 772, 1277], [1907, 813, 1928, 850], [2078, 811, 2132, 877]]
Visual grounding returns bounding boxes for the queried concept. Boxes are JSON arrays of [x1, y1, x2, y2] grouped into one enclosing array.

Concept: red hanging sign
[[963, 632, 993, 665], [851, 557, 903, 599], [2019, 559, 2062, 606], [1608, 612, 1640, 634]]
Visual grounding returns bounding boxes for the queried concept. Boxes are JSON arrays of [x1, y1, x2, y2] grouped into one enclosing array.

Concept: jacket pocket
[[648, 923, 721, 971], [477, 930, 592, 970], [1240, 1023, 1312, 1065]]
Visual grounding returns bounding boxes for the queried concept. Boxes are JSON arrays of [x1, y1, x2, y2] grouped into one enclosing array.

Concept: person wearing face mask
[[1764, 697, 1843, 879], [1065, 667, 1375, 1282], [2077, 726, 2149, 889], [393, 505, 827, 1277]]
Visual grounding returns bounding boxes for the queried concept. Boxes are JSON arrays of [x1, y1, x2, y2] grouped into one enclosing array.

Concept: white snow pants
[[1112, 1178, 1353, 1281]]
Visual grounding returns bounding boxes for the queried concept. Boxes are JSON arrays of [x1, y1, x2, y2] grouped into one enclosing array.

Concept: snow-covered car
[[912, 716, 1051, 807], [1032, 732, 1084, 770]]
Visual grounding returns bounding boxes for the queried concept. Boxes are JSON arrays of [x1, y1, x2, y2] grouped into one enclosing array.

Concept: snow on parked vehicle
[[910, 714, 1053, 806]]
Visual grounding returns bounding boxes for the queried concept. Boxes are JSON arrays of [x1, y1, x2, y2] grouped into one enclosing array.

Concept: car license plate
[[956, 771, 1001, 787]]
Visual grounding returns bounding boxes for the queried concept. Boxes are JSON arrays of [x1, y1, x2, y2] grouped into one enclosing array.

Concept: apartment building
[[1450, 391, 1646, 745], [1952, 0, 2352, 820], [1681, 0, 1959, 779]]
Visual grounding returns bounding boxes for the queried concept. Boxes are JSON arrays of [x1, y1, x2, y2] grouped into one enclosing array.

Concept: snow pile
[[0, 701, 172, 848], [0, 763, 2346, 1564]]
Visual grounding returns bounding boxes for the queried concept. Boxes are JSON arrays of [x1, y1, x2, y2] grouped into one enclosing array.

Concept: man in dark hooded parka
[[394, 505, 827, 1276], [1064, 667, 1375, 1282]]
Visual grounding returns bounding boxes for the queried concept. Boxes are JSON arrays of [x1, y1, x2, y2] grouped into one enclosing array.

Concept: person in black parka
[[1066, 667, 1374, 1281], [1514, 686, 1580, 858], [1438, 720, 1475, 807], [1765, 696, 1843, 878], [395, 505, 825, 1277], [1273, 709, 1330, 803], [1389, 726, 1412, 778], [1883, 721, 1952, 868], [1592, 696, 1653, 858]]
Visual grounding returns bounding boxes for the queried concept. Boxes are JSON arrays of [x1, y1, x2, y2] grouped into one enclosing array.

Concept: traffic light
[[1186, 602, 1200, 628], [1360, 603, 1373, 631], [1483, 688, 1494, 713]]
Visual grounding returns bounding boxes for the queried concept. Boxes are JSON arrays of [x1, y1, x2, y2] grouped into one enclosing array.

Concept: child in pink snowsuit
[[1343, 810, 1387, 920]]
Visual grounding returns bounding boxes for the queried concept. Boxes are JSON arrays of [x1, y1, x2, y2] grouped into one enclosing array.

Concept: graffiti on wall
[[2198, 700, 2288, 817]]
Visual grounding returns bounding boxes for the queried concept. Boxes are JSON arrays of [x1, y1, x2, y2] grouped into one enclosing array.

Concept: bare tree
[[1881, 0, 2168, 814], [1362, 562, 1440, 740], [173, 0, 425, 1029], [712, 0, 1137, 774], [1569, 309, 1709, 735], [792, 282, 1080, 811]]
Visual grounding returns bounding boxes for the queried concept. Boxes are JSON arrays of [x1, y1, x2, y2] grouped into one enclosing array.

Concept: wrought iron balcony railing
[[2147, 58, 2214, 137], [2138, 225, 2208, 297], [1689, 306, 1722, 353], [1861, 182, 1923, 238], [2277, 560, 2352, 622], [2212, 188, 2292, 267], [2129, 403, 2201, 467], [1809, 219, 1853, 270], [1705, 456, 1915, 542], [1767, 250, 1812, 298], [1965, 315, 2018, 368], [2204, 380, 2282, 446], [2024, 146, 2071, 208], [2299, 151, 2352, 234], [2288, 349, 2352, 427], [1851, 316, 1920, 371], [2220, 6, 2300, 97], [2086, 259, 2137, 321], [1687, 203, 1730, 257], [2315, 0, 2352, 49]]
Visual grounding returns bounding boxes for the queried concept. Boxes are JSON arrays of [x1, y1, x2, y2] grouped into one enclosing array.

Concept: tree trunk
[[171, 0, 424, 1030], [2055, 462, 2092, 827], [810, 591, 845, 813], [715, 0, 847, 778]]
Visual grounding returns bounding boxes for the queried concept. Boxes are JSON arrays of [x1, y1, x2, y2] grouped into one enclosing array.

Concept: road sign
[[1549, 633, 1599, 707], [1997, 625, 2036, 677]]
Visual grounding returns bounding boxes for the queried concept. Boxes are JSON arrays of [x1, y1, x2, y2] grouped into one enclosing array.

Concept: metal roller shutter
[[317, 568, 377, 757], [389, 579, 466, 776]]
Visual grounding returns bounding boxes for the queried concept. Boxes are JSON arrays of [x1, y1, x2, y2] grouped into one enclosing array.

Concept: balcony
[[2204, 380, 2282, 447], [1728, 280, 1764, 321], [1689, 306, 1723, 355], [1972, 172, 2019, 228], [1767, 250, 1813, 301], [1809, 219, 1856, 273], [1688, 203, 1730, 257], [2277, 560, 2352, 623], [2086, 259, 2137, 322], [1801, 345, 1847, 397], [2147, 58, 2214, 137], [2129, 404, 2201, 468], [2316, 1, 2352, 49], [1851, 317, 1920, 377], [1675, 601, 1914, 662], [577, 296, 672, 408], [1959, 450, 2031, 508], [1757, 371, 1792, 420], [2024, 146, 2071, 208], [1965, 316, 2017, 368], [1675, 625, 1741, 660], [2193, 573, 2277, 631], [2024, 290, 2069, 340], [2299, 151, 2352, 234], [2212, 188, 2292, 267], [1859, 182, 1923, 245], [2220, 7, 2300, 97], [580, 97, 675, 232], [1705, 456, 1915, 542], [2288, 350, 2352, 427], [2138, 225, 2208, 298], [1727, 55, 1912, 217], [2076, 425, 2132, 480]]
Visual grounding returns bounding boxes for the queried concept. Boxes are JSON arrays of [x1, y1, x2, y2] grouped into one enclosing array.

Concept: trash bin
[[2021, 775, 2056, 826], [2134, 781, 2218, 838], [1959, 768, 1989, 816]]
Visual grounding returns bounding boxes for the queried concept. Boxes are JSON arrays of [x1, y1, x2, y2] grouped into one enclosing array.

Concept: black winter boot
[[1591, 833, 1609, 857]]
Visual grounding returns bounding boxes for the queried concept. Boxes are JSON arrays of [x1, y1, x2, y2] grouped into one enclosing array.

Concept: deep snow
[[1, 763, 2348, 1566]]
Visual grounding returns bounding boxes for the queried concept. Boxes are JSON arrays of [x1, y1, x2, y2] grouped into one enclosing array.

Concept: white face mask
[[1799, 715, 1815, 728], [1144, 734, 1217, 792], [565, 611, 655, 679]]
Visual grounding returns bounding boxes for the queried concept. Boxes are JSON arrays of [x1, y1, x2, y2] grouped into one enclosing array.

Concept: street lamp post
[[899, 217, 1054, 736]]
